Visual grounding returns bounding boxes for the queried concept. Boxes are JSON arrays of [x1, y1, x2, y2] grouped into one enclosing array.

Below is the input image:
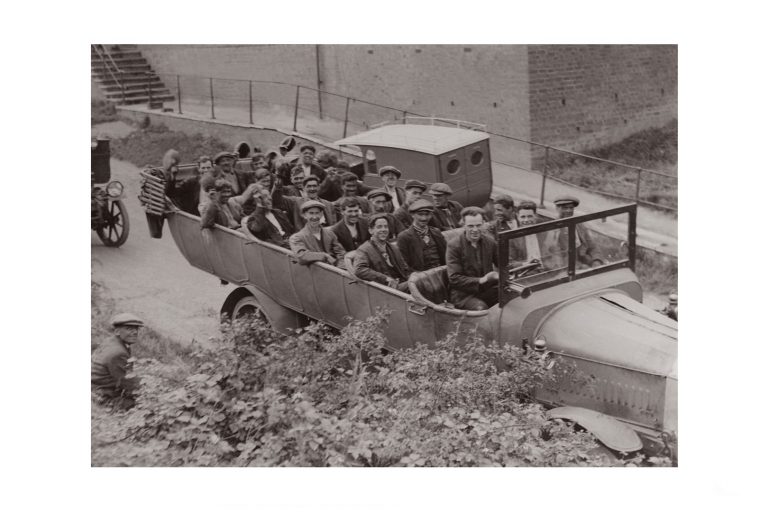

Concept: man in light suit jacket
[[289, 200, 346, 267]]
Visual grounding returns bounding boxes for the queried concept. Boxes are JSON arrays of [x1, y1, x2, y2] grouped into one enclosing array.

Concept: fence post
[[176, 75, 182, 114], [343, 96, 351, 138], [121, 71, 126, 105], [539, 146, 550, 207], [293, 85, 300, 131], [402, 111, 408, 124], [209, 78, 215, 120], [248, 80, 253, 125], [634, 168, 642, 203]]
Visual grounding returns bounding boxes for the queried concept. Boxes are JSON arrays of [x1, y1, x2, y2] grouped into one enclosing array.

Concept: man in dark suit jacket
[[428, 182, 463, 231], [330, 197, 370, 252], [246, 187, 295, 248], [378, 166, 407, 213], [397, 199, 447, 272], [446, 207, 499, 310], [333, 172, 371, 218], [295, 144, 327, 183], [353, 213, 412, 292], [367, 189, 405, 239], [392, 179, 427, 230], [288, 200, 346, 267]]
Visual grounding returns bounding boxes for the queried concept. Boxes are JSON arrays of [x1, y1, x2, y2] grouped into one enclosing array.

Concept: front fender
[[546, 406, 642, 453]]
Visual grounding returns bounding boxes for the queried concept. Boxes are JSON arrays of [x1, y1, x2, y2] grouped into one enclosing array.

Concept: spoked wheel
[[97, 199, 130, 247]]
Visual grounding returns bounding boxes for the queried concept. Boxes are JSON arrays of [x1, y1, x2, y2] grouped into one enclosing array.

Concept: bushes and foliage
[[91, 100, 118, 125], [109, 122, 231, 169], [547, 119, 678, 211], [91, 302, 673, 467]]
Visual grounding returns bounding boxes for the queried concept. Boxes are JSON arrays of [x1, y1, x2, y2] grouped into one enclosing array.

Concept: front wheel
[[97, 199, 130, 247]]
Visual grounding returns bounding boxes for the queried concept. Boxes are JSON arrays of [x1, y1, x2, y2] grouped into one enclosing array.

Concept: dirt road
[[91, 157, 231, 346]]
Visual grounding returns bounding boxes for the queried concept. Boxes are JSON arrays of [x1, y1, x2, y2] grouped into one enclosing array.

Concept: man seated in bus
[[289, 200, 346, 267], [396, 199, 447, 272], [199, 152, 239, 213], [316, 150, 343, 202], [378, 166, 406, 212], [347, 161, 374, 197], [277, 175, 337, 229], [392, 179, 427, 229], [485, 194, 517, 238], [446, 206, 499, 311], [200, 179, 240, 231], [428, 182, 463, 231], [509, 200, 546, 270], [353, 213, 413, 292], [333, 172, 371, 217], [330, 197, 370, 252], [246, 186, 295, 248], [543, 195, 604, 268], [295, 144, 327, 182], [366, 189, 404, 239], [229, 168, 274, 221]]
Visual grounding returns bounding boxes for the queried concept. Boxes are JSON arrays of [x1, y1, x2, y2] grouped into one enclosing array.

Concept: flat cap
[[110, 313, 144, 328], [429, 182, 453, 196], [366, 188, 392, 201], [302, 174, 321, 185], [409, 198, 435, 213], [213, 151, 235, 164], [378, 165, 402, 178], [279, 136, 297, 151], [554, 195, 580, 207], [300, 199, 326, 213], [403, 179, 427, 192]]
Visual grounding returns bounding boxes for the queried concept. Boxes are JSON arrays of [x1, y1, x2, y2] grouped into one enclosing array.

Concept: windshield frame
[[498, 203, 637, 306]]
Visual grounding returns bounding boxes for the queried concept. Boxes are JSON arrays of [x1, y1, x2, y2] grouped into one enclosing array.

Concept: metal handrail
[[151, 71, 676, 211], [92, 45, 125, 103]]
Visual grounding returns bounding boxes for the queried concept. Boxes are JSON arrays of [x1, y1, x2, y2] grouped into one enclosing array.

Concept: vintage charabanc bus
[[139, 126, 677, 459]]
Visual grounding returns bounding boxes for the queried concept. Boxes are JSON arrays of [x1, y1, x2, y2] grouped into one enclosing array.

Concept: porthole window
[[446, 158, 461, 175], [365, 149, 376, 161], [470, 150, 483, 165]]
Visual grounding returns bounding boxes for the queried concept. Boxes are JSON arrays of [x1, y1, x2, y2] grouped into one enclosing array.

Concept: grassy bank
[[548, 120, 678, 211], [91, 100, 118, 125]]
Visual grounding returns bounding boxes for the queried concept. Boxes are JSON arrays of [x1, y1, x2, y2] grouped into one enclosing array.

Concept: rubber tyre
[[97, 199, 130, 247], [231, 294, 268, 324]]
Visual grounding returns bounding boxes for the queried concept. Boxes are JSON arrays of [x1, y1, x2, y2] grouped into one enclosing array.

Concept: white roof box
[[336, 124, 489, 156]]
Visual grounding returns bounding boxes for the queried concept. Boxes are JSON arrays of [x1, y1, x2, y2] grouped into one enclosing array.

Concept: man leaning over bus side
[[353, 213, 412, 292], [246, 185, 295, 248], [289, 200, 346, 267], [446, 206, 499, 311]]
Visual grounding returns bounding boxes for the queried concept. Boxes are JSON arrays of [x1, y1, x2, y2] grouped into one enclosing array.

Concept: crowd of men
[[160, 136, 600, 312]]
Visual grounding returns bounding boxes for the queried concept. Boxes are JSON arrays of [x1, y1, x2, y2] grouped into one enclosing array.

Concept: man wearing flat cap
[[332, 172, 371, 218], [378, 166, 406, 212], [295, 144, 327, 182], [92, 313, 144, 408], [546, 195, 603, 268], [279, 136, 297, 156], [274, 174, 337, 230], [428, 182, 464, 231], [397, 198, 447, 272], [367, 189, 404, 239], [353, 213, 413, 292], [392, 179, 427, 230], [289, 200, 346, 267]]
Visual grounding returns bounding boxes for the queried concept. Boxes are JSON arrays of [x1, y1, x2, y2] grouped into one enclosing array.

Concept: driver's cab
[[497, 204, 638, 305]]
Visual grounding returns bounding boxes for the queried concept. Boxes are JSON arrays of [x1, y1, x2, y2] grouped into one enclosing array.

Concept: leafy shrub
[[110, 125, 231, 169], [91, 99, 118, 125], [92, 310, 673, 467]]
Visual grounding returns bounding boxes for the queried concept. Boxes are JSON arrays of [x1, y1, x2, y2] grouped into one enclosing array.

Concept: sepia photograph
[[90, 43, 678, 469]]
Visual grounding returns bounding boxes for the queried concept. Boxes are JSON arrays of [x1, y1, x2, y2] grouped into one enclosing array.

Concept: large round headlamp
[[106, 181, 124, 198]]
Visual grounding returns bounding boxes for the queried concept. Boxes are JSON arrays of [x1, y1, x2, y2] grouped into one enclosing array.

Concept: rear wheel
[[231, 295, 268, 323], [97, 199, 130, 247]]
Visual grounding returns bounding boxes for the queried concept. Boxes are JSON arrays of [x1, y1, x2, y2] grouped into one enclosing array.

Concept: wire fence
[[152, 72, 677, 213]]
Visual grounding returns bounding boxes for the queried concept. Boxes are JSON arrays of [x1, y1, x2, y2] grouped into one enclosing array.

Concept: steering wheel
[[508, 260, 541, 279]]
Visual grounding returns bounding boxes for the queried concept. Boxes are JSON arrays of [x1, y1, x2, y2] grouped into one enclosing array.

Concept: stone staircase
[[91, 44, 174, 107]]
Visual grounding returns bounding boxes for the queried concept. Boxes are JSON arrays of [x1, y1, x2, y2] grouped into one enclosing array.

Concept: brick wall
[[134, 44, 676, 170], [528, 44, 677, 152]]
